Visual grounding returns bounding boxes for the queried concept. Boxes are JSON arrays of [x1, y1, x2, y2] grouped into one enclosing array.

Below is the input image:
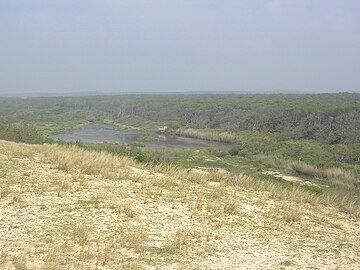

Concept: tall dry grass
[[287, 161, 321, 178], [176, 128, 237, 143], [288, 160, 359, 190], [39, 143, 359, 217], [44, 144, 135, 179], [0, 139, 41, 158], [223, 173, 254, 188], [323, 167, 357, 189]]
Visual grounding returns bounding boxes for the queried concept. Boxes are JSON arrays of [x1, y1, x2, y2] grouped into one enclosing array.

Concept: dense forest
[[1, 93, 359, 144]]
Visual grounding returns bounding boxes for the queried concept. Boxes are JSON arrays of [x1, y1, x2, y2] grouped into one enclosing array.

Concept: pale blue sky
[[0, 0, 359, 94]]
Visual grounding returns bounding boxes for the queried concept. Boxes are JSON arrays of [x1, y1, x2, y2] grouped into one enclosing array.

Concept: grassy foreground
[[0, 140, 359, 269]]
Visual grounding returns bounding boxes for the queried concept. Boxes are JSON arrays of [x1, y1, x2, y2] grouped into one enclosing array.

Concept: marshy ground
[[0, 140, 359, 269]]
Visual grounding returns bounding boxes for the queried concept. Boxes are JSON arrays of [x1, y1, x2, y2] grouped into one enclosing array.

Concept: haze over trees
[[2, 93, 359, 143]]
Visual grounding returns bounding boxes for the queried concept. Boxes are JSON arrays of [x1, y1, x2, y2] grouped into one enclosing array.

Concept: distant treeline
[[0, 93, 360, 144]]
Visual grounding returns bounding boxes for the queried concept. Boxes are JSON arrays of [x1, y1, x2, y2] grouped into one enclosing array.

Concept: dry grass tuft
[[44, 144, 134, 179], [282, 205, 304, 223], [154, 163, 181, 176], [208, 169, 229, 182], [288, 161, 320, 178], [323, 167, 357, 189], [165, 228, 190, 255], [176, 127, 237, 143], [118, 205, 138, 219], [288, 161, 359, 191], [186, 168, 209, 184], [224, 173, 254, 188], [223, 199, 238, 215], [2, 141, 40, 158], [272, 185, 319, 205], [117, 226, 149, 252]]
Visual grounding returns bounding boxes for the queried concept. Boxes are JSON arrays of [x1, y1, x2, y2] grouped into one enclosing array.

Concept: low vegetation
[[0, 93, 359, 268], [1, 93, 360, 143], [0, 140, 359, 269]]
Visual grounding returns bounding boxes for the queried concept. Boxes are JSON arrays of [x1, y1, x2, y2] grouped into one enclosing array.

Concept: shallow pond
[[48, 126, 225, 149]]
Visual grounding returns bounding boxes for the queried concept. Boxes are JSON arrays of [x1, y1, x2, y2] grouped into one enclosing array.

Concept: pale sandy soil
[[0, 140, 359, 269], [262, 170, 328, 188]]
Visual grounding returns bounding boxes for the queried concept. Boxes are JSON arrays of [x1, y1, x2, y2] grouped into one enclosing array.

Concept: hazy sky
[[0, 0, 359, 94]]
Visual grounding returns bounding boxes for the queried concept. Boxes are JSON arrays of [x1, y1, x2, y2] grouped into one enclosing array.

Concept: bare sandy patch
[[0, 141, 359, 269]]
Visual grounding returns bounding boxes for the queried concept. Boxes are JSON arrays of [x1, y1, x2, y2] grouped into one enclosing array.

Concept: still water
[[48, 127, 222, 148]]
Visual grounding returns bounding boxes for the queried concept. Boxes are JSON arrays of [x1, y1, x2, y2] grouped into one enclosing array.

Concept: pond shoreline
[[48, 125, 229, 149]]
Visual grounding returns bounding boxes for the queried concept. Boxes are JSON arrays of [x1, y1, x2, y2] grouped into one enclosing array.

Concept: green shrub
[[228, 146, 240, 156]]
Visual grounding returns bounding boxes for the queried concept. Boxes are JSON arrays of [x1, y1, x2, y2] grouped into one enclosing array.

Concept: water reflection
[[48, 127, 221, 149]]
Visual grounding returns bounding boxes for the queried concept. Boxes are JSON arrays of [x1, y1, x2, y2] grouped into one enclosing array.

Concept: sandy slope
[[0, 140, 359, 269]]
